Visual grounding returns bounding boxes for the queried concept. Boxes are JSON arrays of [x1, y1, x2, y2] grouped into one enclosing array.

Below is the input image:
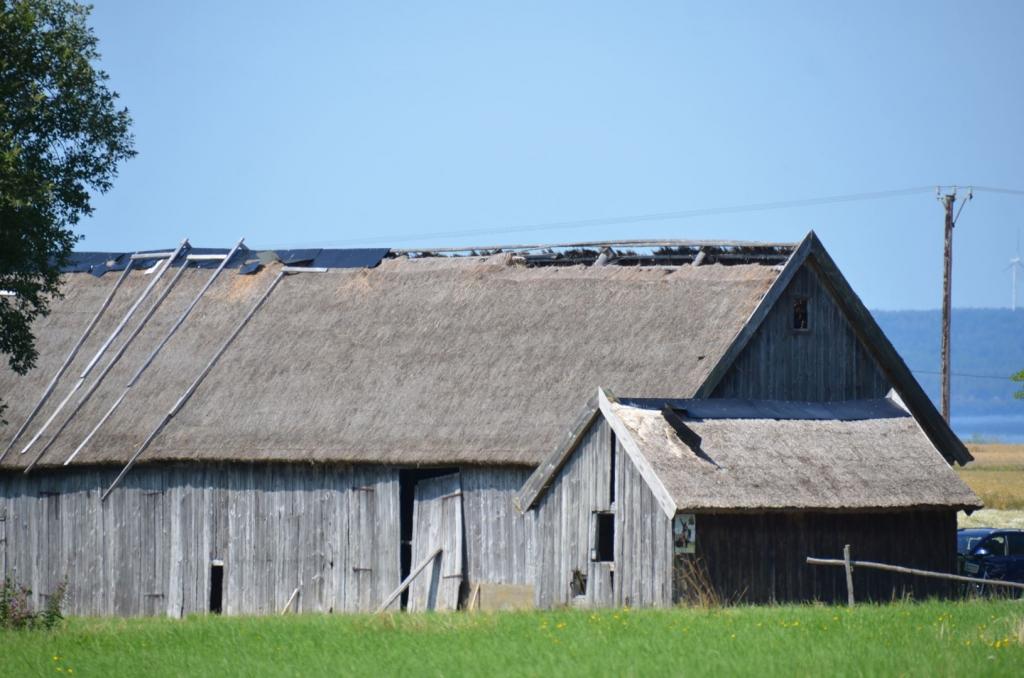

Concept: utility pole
[[939, 186, 972, 422], [940, 192, 954, 423]]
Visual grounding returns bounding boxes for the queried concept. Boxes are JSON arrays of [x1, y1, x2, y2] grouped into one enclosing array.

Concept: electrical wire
[[910, 369, 1016, 381], [972, 186, 1024, 196], [260, 184, 1024, 250], [263, 186, 938, 249]]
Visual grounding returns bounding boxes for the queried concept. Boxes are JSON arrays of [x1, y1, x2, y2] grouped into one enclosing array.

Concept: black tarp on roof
[[310, 248, 388, 269], [616, 398, 910, 422]]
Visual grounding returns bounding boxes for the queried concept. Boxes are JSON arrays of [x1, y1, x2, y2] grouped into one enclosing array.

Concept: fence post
[[843, 544, 855, 607]]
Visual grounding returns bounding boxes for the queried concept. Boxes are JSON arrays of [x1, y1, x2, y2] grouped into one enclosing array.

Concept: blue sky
[[81, 1, 1024, 310]]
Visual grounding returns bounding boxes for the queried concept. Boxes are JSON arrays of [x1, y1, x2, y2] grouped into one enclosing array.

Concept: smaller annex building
[[516, 388, 981, 608]]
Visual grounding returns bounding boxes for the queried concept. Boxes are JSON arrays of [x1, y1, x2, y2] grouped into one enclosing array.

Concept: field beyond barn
[[2, 601, 1022, 677], [959, 444, 1024, 528]]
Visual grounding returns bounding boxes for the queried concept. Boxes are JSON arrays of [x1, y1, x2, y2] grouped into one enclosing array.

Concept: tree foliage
[[1013, 369, 1024, 400], [0, 0, 134, 418]]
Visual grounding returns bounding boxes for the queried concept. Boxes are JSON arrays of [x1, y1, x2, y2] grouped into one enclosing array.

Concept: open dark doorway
[[209, 560, 224, 614], [399, 468, 458, 609]]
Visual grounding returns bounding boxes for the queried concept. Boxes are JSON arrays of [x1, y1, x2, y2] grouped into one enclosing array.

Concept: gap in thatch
[[387, 242, 794, 267]]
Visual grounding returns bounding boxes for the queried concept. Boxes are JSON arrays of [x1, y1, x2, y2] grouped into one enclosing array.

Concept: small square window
[[792, 298, 809, 331]]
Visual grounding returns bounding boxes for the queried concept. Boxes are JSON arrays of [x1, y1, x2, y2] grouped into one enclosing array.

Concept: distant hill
[[872, 309, 1024, 421]]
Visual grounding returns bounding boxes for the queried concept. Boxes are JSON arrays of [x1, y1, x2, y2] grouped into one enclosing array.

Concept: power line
[[910, 369, 1015, 381], [263, 186, 938, 249], [972, 186, 1024, 196], [261, 184, 1024, 250]]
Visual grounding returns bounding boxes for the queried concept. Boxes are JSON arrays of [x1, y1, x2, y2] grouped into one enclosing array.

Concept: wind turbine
[[1009, 230, 1023, 311]]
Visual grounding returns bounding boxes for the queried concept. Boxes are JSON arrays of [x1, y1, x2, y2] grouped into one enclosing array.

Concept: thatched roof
[[605, 395, 981, 513], [1, 251, 782, 469]]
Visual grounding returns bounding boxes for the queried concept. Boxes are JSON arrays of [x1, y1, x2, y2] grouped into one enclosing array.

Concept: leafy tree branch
[[0, 0, 135, 420]]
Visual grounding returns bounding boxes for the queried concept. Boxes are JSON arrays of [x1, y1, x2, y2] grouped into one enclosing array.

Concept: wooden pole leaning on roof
[[100, 268, 288, 501], [62, 239, 246, 467], [17, 239, 190, 459], [24, 246, 196, 474], [0, 262, 134, 463]]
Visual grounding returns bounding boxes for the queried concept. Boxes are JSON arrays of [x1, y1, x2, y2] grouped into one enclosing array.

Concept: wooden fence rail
[[807, 544, 1024, 606]]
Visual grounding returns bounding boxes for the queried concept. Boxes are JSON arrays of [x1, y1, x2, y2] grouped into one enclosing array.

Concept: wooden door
[[408, 473, 463, 611], [588, 562, 614, 607], [350, 484, 377, 611]]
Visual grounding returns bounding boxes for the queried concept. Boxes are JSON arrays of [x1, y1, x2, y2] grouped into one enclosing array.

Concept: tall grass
[[2, 600, 1021, 677], [958, 445, 1024, 510]]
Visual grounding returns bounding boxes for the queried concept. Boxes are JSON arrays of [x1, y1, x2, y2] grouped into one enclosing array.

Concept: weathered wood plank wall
[[532, 418, 608, 607], [460, 468, 534, 588], [0, 463, 401, 616], [676, 510, 957, 604], [614, 437, 673, 608], [713, 265, 891, 401], [531, 418, 673, 609]]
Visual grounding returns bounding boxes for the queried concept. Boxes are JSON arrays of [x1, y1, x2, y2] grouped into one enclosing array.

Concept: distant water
[[952, 414, 1024, 444]]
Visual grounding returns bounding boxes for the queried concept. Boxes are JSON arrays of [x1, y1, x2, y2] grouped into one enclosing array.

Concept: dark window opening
[[209, 562, 224, 614], [593, 512, 615, 562], [609, 431, 617, 505], [570, 569, 588, 597], [792, 297, 809, 331], [399, 467, 458, 610]]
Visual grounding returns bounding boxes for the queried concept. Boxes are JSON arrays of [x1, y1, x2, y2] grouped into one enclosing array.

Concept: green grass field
[[2, 600, 1022, 677]]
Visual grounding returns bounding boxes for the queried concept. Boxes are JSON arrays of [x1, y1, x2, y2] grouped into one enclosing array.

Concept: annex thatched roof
[[607, 398, 982, 512], [0, 252, 781, 469]]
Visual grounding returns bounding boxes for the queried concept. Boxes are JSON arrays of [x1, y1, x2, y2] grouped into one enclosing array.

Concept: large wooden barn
[[0, 233, 978, 615]]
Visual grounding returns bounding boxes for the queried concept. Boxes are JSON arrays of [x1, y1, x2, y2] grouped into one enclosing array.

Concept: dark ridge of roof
[[60, 239, 797, 276], [61, 252, 129, 274], [515, 245, 793, 267], [392, 239, 797, 267], [62, 247, 390, 276], [616, 398, 910, 421]]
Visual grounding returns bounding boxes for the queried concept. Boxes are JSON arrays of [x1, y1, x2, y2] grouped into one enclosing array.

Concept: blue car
[[957, 528, 1024, 590]]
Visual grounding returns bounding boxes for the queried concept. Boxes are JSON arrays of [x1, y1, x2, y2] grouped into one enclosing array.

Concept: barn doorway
[[209, 560, 224, 614], [399, 469, 462, 610]]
